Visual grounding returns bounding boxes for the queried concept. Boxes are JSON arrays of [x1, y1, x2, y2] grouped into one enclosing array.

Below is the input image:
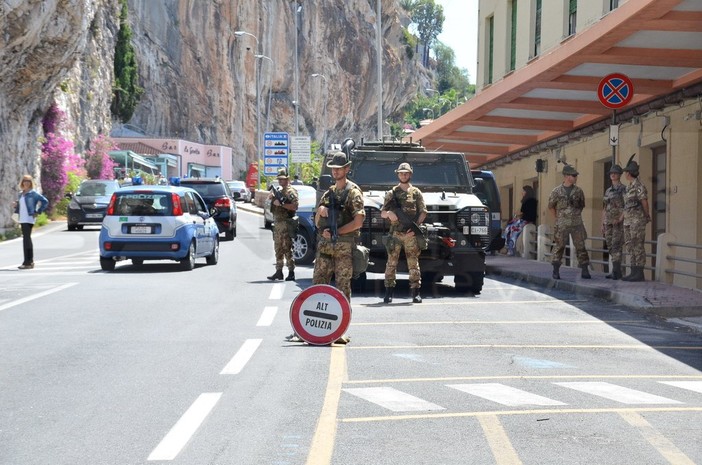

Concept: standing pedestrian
[[601, 164, 626, 279], [380, 162, 427, 303], [620, 155, 650, 282], [547, 165, 591, 279], [267, 168, 299, 281], [13, 175, 49, 270], [285, 151, 364, 345]]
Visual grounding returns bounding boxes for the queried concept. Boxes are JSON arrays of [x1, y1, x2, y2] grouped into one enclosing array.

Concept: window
[[609, 0, 619, 11], [510, 0, 517, 71], [487, 15, 494, 84], [534, 0, 542, 57], [568, 0, 577, 36]]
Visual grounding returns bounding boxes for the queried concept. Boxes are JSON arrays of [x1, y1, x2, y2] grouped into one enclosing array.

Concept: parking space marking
[[351, 319, 640, 327], [660, 381, 702, 394], [220, 339, 262, 375], [555, 382, 682, 404], [0, 283, 78, 313], [478, 415, 523, 465], [449, 383, 566, 407], [345, 374, 702, 384], [257, 306, 278, 326], [269, 283, 285, 300], [343, 387, 445, 412], [618, 411, 696, 465], [147, 392, 222, 461], [349, 344, 702, 351]]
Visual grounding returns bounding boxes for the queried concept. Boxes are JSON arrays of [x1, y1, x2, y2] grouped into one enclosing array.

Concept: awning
[[130, 154, 158, 171]]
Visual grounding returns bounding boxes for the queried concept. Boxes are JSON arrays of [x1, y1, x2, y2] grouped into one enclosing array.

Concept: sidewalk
[[238, 201, 702, 333], [486, 254, 702, 333]]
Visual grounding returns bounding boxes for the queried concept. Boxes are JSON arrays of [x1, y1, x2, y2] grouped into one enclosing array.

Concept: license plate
[[464, 226, 488, 235], [130, 226, 152, 234], [86, 213, 103, 218]]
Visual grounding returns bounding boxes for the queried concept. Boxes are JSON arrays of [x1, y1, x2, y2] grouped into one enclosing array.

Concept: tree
[[413, 0, 445, 68], [85, 135, 118, 180], [433, 42, 473, 98], [111, 0, 143, 123]]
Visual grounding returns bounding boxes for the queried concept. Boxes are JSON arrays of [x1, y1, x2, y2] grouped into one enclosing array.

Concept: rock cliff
[[0, 0, 428, 229]]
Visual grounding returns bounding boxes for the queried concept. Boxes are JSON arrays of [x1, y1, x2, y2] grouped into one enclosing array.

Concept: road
[[0, 209, 700, 465]]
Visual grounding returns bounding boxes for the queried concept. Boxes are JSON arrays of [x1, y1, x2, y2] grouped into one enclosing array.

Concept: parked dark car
[[471, 170, 503, 251], [66, 179, 121, 231], [178, 178, 237, 241]]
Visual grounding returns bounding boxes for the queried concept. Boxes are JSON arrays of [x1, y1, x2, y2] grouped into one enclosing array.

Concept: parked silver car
[[226, 180, 251, 202]]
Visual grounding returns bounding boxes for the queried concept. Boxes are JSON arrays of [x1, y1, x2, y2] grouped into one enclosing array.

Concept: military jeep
[[318, 139, 491, 294]]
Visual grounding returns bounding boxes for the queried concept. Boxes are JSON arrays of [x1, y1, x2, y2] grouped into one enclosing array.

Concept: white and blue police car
[[98, 185, 220, 271]]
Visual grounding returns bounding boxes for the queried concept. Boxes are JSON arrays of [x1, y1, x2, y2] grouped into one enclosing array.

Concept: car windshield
[[472, 174, 500, 212], [228, 181, 245, 189], [181, 182, 225, 197], [77, 182, 117, 197], [112, 192, 172, 216]]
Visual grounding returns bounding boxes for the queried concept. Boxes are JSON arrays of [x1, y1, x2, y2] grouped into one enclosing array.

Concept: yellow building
[[412, 0, 702, 290]]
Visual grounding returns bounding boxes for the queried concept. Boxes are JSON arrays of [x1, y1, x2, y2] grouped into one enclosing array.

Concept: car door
[[186, 192, 209, 254]]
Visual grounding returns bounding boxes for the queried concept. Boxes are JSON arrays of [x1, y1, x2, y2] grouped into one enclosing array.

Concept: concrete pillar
[[537, 224, 550, 262]]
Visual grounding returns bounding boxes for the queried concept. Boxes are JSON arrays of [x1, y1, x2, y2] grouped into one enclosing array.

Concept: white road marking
[[257, 306, 278, 326], [269, 283, 285, 300], [0, 283, 78, 313], [660, 381, 702, 394], [555, 382, 682, 404], [448, 383, 566, 406], [147, 392, 222, 461], [220, 339, 262, 375], [343, 387, 445, 412]]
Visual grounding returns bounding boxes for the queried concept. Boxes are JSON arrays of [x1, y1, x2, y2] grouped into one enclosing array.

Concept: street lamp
[[311, 73, 328, 153], [293, 2, 302, 136], [235, 30, 261, 187], [255, 54, 274, 134]]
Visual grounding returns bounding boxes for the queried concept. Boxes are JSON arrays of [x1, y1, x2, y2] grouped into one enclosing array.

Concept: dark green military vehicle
[[318, 139, 491, 294]]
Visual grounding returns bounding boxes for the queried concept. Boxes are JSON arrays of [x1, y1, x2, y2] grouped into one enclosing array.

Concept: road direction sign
[[289, 284, 351, 345], [609, 125, 619, 146], [598, 73, 634, 109], [264, 132, 289, 176]]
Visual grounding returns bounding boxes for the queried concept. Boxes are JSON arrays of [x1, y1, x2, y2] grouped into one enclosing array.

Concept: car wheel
[[454, 272, 484, 294], [292, 229, 314, 265], [67, 223, 77, 231], [206, 239, 219, 265], [180, 241, 196, 271], [76, 225, 84, 231], [132, 259, 144, 267], [100, 257, 116, 271], [225, 228, 235, 241]]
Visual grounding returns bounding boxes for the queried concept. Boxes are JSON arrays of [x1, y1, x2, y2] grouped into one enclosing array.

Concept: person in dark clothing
[[503, 185, 537, 256]]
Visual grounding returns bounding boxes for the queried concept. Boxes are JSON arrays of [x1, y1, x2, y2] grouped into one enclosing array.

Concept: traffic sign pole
[[598, 73, 634, 166]]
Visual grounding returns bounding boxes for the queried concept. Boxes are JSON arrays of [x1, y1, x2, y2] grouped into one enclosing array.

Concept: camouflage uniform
[[623, 177, 649, 267], [603, 183, 626, 262], [271, 185, 299, 273], [313, 181, 365, 301], [548, 183, 590, 267], [381, 185, 427, 288]]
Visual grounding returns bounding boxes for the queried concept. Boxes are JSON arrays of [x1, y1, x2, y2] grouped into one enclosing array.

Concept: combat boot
[[605, 261, 622, 280], [622, 266, 644, 282], [383, 287, 394, 304], [581, 265, 591, 279], [411, 288, 422, 303], [267, 269, 284, 281], [552, 263, 561, 280], [285, 271, 295, 281]]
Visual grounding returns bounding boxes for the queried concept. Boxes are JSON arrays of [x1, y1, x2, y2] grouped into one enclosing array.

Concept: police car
[[98, 186, 220, 271]]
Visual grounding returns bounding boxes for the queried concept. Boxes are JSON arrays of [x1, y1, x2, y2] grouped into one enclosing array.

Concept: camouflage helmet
[[609, 164, 623, 175], [562, 164, 579, 176], [395, 162, 413, 174], [276, 168, 289, 179], [623, 154, 639, 175], [326, 151, 351, 168]]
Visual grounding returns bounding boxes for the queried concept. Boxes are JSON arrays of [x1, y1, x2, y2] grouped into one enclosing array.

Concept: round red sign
[[597, 73, 634, 109], [289, 284, 351, 345]]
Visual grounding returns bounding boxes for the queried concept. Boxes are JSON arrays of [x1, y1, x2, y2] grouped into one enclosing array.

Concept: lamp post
[[293, 2, 302, 136], [376, 0, 382, 140], [255, 54, 274, 134], [311, 73, 328, 153], [235, 30, 261, 187]]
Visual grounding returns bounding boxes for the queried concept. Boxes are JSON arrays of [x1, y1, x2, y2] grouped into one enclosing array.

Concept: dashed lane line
[[257, 306, 278, 326], [147, 392, 222, 461], [269, 283, 285, 300], [220, 339, 262, 375], [0, 283, 78, 313]]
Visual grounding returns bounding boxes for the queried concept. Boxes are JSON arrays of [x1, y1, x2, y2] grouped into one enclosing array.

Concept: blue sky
[[435, 0, 479, 83]]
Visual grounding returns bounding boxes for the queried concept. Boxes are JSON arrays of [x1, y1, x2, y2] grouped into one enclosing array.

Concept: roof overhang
[[411, 0, 702, 168]]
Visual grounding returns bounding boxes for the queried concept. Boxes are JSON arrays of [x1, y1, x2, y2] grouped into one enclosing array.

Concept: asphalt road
[[0, 210, 700, 465]]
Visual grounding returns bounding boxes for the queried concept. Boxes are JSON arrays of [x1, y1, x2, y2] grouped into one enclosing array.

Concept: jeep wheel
[[180, 241, 196, 271], [454, 272, 484, 294], [292, 229, 314, 265], [264, 219, 273, 229]]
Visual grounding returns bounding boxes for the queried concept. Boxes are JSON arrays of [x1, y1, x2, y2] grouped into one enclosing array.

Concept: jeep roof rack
[[357, 137, 426, 152]]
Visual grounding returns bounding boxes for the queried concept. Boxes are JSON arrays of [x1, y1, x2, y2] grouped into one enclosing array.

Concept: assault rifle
[[269, 185, 287, 205], [392, 191, 423, 237], [326, 188, 339, 243]]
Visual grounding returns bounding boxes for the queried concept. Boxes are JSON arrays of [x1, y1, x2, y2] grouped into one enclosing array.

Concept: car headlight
[[471, 213, 481, 224], [68, 201, 80, 210]]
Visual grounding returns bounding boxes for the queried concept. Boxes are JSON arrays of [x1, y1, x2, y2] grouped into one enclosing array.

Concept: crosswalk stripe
[[659, 381, 702, 394], [448, 383, 566, 406], [555, 382, 682, 404], [343, 387, 444, 412]]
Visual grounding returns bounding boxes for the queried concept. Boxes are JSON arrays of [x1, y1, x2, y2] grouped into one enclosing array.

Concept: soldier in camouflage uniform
[[600, 164, 626, 279], [313, 151, 365, 301], [620, 155, 650, 282], [547, 164, 591, 280], [380, 162, 427, 303], [266, 168, 299, 281]]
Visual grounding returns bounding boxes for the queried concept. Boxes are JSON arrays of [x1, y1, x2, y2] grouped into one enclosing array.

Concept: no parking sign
[[597, 73, 634, 109], [289, 285, 351, 345]]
